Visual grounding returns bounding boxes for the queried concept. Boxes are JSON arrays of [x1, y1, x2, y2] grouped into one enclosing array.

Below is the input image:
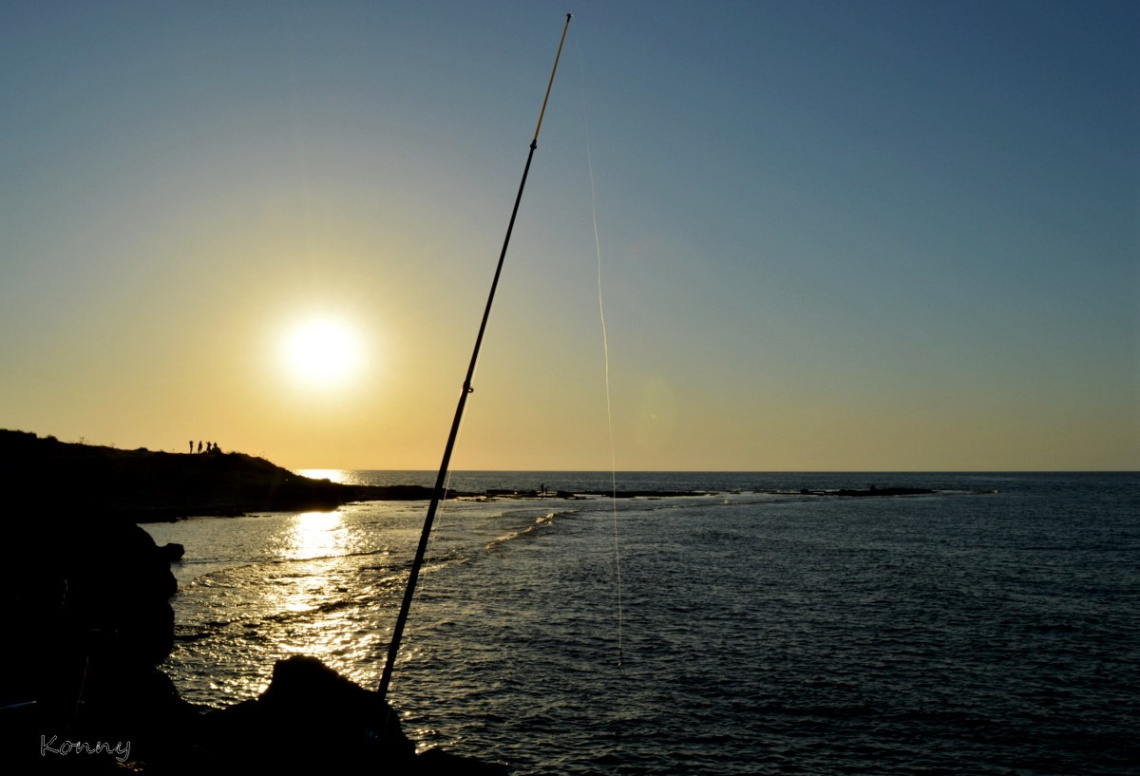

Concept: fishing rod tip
[[566, 13, 573, 21]]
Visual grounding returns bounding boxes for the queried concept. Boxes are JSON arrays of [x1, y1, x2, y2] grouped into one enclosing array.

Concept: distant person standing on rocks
[[189, 441, 193, 454], [197, 441, 203, 454]]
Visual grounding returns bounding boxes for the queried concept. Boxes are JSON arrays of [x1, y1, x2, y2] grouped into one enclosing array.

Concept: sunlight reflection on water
[[282, 510, 348, 560], [294, 468, 356, 485], [142, 474, 1138, 775]]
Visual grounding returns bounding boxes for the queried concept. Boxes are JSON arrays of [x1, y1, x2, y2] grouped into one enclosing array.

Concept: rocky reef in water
[[795, 485, 937, 497], [0, 429, 442, 521]]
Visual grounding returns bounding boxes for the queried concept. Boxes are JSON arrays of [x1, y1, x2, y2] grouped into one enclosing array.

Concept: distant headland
[[0, 430, 942, 523], [0, 429, 438, 522]]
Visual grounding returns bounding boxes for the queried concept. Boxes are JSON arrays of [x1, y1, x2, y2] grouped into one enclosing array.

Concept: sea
[[142, 471, 1139, 775]]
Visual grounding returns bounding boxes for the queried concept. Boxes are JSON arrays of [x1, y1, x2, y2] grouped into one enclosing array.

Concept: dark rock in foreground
[[199, 655, 415, 769], [0, 498, 506, 774], [188, 655, 506, 775], [0, 511, 195, 771]]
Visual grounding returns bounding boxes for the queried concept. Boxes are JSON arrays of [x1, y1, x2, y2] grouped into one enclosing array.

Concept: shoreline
[[1, 431, 946, 525], [0, 430, 509, 773], [0, 429, 948, 773], [0, 429, 445, 522]]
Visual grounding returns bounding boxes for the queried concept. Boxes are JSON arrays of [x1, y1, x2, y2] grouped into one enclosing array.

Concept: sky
[[1, 1, 1137, 471]]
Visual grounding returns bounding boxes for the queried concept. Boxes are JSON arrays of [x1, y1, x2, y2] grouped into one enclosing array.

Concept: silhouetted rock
[[159, 656, 510, 775], [188, 655, 416, 774], [0, 509, 508, 774], [0, 508, 195, 771], [158, 542, 184, 562], [0, 432, 510, 773], [0, 429, 441, 522]]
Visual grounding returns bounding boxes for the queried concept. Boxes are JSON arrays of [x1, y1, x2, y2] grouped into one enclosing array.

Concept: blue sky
[[1, 1, 1136, 470]]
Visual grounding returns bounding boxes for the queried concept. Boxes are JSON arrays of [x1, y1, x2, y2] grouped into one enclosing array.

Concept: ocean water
[[143, 472, 1139, 775]]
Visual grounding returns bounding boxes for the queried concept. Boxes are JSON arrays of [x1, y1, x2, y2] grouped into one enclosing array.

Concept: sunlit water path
[[144, 472, 1138, 775]]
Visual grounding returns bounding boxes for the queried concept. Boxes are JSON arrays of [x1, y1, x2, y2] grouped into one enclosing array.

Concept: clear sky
[[2, 1, 1137, 471]]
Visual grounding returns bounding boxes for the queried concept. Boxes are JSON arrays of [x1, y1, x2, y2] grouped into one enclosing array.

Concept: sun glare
[[282, 318, 363, 387]]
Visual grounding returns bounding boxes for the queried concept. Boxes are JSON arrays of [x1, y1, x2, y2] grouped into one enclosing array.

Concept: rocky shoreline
[[0, 431, 505, 773], [6, 515, 509, 773], [0, 512, 506, 775], [0, 431, 938, 517], [0, 430, 945, 772], [0, 429, 447, 523]]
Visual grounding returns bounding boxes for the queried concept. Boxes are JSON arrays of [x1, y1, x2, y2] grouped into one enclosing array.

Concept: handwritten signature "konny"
[[41, 735, 130, 763]]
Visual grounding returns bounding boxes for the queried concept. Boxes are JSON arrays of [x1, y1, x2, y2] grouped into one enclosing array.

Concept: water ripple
[[143, 474, 1140, 774]]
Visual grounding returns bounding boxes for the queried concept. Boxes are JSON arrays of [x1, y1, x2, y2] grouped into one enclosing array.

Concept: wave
[[484, 510, 565, 551]]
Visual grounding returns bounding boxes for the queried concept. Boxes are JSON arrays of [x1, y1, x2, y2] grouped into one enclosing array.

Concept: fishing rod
[[378, 13, 573, 704]]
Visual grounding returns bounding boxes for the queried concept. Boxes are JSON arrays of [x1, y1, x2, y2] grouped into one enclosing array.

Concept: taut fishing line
[[576, 32, 624, 668]]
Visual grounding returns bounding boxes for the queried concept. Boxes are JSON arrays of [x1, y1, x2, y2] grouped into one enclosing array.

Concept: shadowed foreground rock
[[0, 512, 192, 772], [188, 656, 507, 775], [0, 508, 507, 774]]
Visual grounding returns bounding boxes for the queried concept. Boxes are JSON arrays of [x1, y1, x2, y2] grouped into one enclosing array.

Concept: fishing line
[[576, 32, 624, 669]]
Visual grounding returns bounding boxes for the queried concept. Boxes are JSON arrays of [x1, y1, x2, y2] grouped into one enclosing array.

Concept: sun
[[281, 317, 363, 387]]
